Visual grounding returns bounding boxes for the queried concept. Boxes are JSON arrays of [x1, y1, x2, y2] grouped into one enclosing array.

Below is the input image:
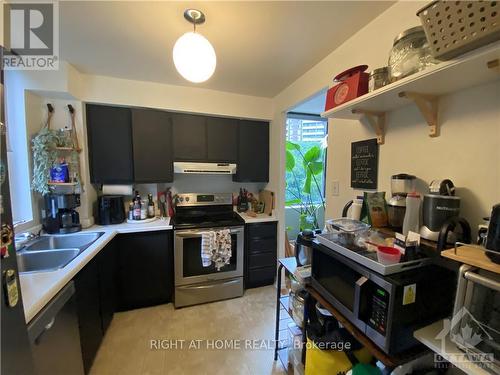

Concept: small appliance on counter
[[486, 203, 500, 264], [420, 179, 461, 241], [42, 194, 82, 234], [97, 195, 126, 225], [324, 65, 369, 111], [387, 174, 416, 230], [295, 230, 316, 266]]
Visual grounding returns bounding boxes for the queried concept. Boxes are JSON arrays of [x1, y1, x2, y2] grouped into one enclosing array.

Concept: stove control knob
[[185, 197, 190, 202], [179, 197, 184, 202]]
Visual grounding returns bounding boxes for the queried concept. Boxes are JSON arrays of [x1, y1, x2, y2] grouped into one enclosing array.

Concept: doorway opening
[[285, 89, 328, 242]]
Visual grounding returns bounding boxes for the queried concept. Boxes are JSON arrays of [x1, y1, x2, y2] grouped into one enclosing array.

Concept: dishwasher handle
[[34, 318, 56, 345]]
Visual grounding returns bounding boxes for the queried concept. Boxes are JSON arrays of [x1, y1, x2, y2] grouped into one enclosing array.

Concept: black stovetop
[[172, 207, 244, 230]]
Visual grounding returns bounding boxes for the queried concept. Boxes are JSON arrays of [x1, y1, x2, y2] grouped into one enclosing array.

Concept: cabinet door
[[97, 240, 117, 334], [244, 222, 277, 289], [116, 231, 174, 311], [172, 114, 207, 161], [86, 104, 134, 184], [233, 120, 269, 182], [206, 117, 238, 162], [74, 258, 102, 374], [132, 109, 173, 183]]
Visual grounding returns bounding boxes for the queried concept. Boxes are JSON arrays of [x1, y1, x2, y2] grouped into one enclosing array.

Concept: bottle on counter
[[147, 194, 155, 218], [403, 192, 421, 236], [349, 196, 363, 221], [133, 191, 142, 220], [128, 202, 134, 220]]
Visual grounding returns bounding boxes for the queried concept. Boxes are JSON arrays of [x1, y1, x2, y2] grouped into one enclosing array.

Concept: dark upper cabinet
[[132, 108, 173, 183], [234, 120, 269, 182], [172, 113, 207, 161], [206, 117, 238, 162], [86, 104, 134, 184], [116, 231, 174, 311]]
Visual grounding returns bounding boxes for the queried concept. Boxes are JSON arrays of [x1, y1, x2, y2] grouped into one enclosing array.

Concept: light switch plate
[[332, 180, 340, 196]]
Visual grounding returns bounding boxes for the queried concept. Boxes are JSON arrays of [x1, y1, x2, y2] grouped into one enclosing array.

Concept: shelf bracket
[[352, 109, 386, 145], [399, 91, 439, 137], [487, 59, 500, 73]]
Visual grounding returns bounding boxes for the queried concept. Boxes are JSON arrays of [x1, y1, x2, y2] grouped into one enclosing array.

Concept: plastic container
[[376, 246, 402, 265], [403, 192, 421, 236]]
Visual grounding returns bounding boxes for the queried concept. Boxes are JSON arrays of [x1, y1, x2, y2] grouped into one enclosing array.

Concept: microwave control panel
[[368, 288, 389, 335]]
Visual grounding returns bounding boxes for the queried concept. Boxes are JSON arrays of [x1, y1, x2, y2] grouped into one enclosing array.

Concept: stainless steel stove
[[173, 193, 244, 308]]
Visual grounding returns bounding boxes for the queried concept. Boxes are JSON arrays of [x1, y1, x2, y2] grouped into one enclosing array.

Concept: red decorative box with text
[[325, 65, 369, 111]]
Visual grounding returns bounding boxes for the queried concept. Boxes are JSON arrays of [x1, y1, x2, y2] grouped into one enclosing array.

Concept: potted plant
[[285, 139, 326, 232]]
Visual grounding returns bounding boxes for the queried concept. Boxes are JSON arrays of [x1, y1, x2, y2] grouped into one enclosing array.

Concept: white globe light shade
[[173, 32, 216, 83]]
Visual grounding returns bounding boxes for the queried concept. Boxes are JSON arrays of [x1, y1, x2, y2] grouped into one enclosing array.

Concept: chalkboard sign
[[351, 138, 378, 189]]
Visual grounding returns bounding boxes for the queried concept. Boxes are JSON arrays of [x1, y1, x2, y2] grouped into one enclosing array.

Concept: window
[[285, 113, 327, 204]]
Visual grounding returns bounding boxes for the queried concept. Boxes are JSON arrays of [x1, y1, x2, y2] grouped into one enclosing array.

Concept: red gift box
[[325, 65, 369, 111]]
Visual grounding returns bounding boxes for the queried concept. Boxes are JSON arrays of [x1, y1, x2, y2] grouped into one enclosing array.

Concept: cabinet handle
[[34, 317, 56, 345]]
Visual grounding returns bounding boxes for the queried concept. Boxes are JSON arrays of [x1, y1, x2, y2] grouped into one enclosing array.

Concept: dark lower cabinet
[[244, 222, 277, 289], [74, 239, 117, 374], [116, 231, 174, 311], [74, 253, 104, 374]]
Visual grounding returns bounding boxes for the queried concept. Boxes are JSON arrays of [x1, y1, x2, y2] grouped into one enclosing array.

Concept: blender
[[387, 174, 416, 230]]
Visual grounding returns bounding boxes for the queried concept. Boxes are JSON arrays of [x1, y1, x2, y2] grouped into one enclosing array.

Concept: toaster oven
[[451, 265, 500, 373]]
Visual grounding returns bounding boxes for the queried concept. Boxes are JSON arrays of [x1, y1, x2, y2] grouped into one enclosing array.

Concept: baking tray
[[316, 232, 431, 275]]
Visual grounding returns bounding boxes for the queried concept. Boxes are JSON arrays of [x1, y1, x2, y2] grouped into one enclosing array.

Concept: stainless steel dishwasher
[[28, 281, 84, 375]]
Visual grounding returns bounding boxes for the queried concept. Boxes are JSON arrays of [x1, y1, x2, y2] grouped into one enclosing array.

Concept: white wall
[[271, 0, 500, 254]]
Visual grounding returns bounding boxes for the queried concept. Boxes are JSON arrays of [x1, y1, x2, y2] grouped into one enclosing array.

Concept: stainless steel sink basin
[[23, 232, 104, 251], [17, 232, 104, 273], [17, 249, 81, 273]]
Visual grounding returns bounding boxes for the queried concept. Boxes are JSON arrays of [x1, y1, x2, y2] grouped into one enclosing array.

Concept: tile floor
[[90, 286, 286, 375]]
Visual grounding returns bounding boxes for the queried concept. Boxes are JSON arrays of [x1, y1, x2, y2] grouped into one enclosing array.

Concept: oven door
[[174, 226, 244, 286], [452, 265, 500, 373]]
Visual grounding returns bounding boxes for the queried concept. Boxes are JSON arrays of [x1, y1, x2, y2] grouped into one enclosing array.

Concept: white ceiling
[[60, 1, 393, 98]]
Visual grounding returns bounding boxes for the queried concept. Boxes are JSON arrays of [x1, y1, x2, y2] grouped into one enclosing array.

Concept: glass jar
[[368, 67, 389, 92], [291, 290, 307, 328], [388, 26, 435, 81]]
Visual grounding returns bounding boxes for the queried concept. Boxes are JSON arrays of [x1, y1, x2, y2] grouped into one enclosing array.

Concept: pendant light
[[173, 9, 216, 83]]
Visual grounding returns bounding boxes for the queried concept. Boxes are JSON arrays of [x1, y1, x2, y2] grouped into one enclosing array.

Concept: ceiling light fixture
[[173, 9, 216, 83]]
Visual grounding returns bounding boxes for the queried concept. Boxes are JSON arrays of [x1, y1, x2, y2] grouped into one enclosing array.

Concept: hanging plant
[[31, 126, 61, 195]]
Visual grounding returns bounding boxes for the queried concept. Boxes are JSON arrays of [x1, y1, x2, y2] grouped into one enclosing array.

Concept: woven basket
[[417, 0, 500, 60]]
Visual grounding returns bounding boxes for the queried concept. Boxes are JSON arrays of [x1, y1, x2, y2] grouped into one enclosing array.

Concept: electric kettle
[[295, 230, 316, 266]]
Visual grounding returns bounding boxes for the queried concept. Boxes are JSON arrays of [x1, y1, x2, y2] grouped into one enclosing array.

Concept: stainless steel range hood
[[173, 162, 237, 175]]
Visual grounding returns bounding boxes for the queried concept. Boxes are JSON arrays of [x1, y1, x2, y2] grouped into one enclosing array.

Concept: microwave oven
[[311, 243, 456, 355]]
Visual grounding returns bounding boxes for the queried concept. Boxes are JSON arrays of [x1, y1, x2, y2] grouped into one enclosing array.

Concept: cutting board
[[259, 190, 274, 216], [442, 245, 500, 275]]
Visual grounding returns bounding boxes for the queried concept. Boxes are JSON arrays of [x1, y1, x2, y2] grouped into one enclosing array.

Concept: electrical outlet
[[332, 180, 340, 196]]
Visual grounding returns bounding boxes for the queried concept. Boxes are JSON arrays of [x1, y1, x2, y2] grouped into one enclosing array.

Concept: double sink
[[17, 232, 104, 274]]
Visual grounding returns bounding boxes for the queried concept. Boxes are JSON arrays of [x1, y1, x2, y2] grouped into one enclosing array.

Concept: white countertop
[[19, 218, 172, 323], [235, 210, 278, 224]]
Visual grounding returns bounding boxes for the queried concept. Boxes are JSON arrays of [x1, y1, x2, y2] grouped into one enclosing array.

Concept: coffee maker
[[42, 194, 82, 234], [420, 179, 460, 241]]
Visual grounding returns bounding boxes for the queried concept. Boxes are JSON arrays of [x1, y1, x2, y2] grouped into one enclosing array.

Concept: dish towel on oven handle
[[213, 229, 232, 271], [200, 229, 232, 270], [201, 231, 215, 267]]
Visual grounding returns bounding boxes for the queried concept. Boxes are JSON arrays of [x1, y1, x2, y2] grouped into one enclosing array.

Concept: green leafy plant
[[31, 126, 62, 195], [285, 140, 326, 231]]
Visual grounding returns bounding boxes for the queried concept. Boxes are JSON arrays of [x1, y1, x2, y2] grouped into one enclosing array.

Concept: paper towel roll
[[102, 184, 133, 196]]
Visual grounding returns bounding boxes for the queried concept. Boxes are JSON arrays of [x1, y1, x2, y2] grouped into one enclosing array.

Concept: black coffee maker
[[42, 194, 82, 234]]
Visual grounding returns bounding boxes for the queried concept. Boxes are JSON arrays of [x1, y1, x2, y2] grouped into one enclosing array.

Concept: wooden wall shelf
[[321, 41, 500, 144]]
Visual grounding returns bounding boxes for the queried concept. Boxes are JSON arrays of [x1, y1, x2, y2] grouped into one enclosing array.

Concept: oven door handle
[[175, 228, 243, 238], [464, 270, 500, 292], [177, 279, 241, 290]]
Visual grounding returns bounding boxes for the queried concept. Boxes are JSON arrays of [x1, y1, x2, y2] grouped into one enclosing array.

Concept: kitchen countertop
[[19, 218, 171, 323], [235, 210, 278, 224]]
